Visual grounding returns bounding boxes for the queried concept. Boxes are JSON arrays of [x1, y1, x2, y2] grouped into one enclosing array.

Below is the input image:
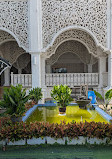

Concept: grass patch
[[0, 145, 112, 159]]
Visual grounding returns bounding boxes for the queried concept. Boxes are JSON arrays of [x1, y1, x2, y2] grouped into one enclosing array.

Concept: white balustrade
[[11, 72, 32, 87], [11, 72, 100, 88], [45, 73, 99, 87]]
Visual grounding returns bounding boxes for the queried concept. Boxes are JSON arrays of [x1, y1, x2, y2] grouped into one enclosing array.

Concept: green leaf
[[105, 89, 112, 101], [93, 90, 103, 100]]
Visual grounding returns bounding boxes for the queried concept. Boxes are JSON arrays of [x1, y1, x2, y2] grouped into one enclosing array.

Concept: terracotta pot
[[11, 116, 22, 123], [59, 107, 66, 114]]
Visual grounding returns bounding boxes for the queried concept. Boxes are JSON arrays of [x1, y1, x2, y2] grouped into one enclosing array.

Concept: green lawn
[[0, 145, 112, 159]]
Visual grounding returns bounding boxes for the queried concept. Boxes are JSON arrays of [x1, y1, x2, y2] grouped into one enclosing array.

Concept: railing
[[11, 73, 100, 88], [11, 72, 32, 87], [45, 73, 99, 87]]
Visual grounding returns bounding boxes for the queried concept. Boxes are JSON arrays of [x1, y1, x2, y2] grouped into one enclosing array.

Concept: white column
[[4, 68, 10, 86], [41, 56, 46, 88], [103, 0, 112, 100], [98, 56, 106, 88], [29, 0, 42, 53], [103, 51, 112, 101], [31, 53, 41, 88], [87, 64, 92, 73], [29, 0, 43, 89], [107, 51, 112, 87], [41, 56, 47, 103]]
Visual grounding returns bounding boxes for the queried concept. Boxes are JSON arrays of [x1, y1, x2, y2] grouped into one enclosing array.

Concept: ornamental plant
[[51, 85, 73, 107], [0, 84, 29, 117], [29, 87, 43, 104], [94, 89, 112, 111], [105, 89, 112, 105], [0, 121, 112, 142], [93, 90, 104, 105]]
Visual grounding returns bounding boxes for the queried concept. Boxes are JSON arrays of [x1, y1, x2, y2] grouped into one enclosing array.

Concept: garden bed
[[0, 121, 112, 146]]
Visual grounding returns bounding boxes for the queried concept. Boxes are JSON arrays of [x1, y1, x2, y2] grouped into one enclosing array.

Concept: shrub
[[0, 84, 29, 117], [51, 85, 73, 107], [0, 121, 112, 142], [0, 116, 11, 129], [25, 101, 36, 111], [29, 87, 43, 104]]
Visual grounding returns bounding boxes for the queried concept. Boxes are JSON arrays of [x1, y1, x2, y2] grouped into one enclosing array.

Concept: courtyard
[[0, 0, 112, 158]]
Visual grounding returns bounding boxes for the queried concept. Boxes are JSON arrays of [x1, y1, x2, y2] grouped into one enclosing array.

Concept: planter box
[[87, 137, 107, 145], [107, 138, 112, 145], [0, 139, 9, 146], [8, 139, 25, 146], [27, 137, 45, 145], [46, 137, 65, 145], [67, 136, 86, 145], [1, 137, 112, 146]]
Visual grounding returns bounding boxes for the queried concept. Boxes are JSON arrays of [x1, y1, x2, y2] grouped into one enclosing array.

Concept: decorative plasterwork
[[0, 41, 26, 64], [45, 29, 97, 58], [0, 30, 15, 44], [0, 0, 29, 51], [24, 61, 31, 74], [46, 40, 97, 65], [42, 0, 107, 48], [13, 53, 31, 70]]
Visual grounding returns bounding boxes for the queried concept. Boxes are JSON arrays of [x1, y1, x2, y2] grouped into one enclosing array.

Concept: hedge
[[0, 120, 112, 142]]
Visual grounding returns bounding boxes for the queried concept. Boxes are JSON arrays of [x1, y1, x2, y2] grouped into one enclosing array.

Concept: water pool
[[27, 106, 108, 124]]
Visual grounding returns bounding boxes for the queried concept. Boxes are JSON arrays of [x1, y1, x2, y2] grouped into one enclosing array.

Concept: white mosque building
[[0, 0, 112, 100]]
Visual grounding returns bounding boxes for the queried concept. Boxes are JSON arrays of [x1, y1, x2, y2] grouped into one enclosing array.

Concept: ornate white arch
[[0, 1, 29, 52], [46, 40, 97, 65], [0, 41, 26, 65], [0, 28, 26, 50], [44, 26, 103, 51], [43, 29, 99, 58], [0, 29, 16, 45], [13, 53, 31, 70], [42, 0, 107, 49]]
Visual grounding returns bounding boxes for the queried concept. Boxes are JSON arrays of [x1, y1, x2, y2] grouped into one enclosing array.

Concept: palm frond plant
[[29, 87, 43, 104], [93, 90, 104, 107], [105, 89, 112, 101], [51, 85, 73, 114], [0, 84, 29, 121], [94, 89, 110, 111], [93, 90, 104, 101], [105, 89, 112, 108]]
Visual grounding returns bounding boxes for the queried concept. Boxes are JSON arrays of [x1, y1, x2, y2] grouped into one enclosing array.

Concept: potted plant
[[29, 87, 43, 104], [0, 84, 29, 123], [51, 85, 73, 114]]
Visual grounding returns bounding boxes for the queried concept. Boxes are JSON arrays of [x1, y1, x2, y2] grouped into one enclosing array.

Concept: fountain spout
[[81, 116, 82, 122], [75, 85, 91, 109]]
